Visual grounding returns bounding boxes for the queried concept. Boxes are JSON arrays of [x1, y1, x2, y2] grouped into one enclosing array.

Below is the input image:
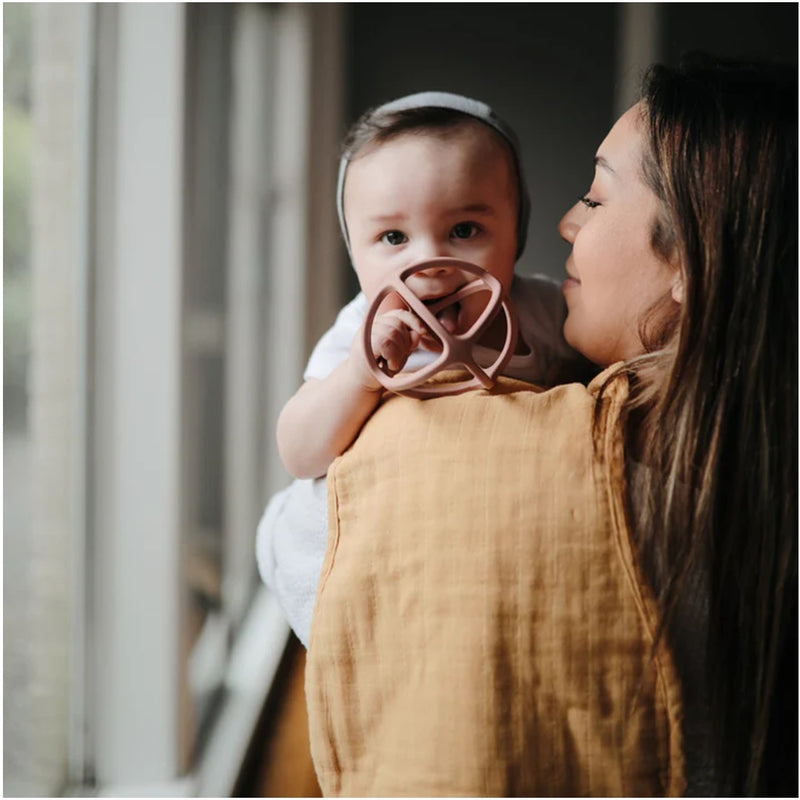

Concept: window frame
[[76, 2, 345, 794]]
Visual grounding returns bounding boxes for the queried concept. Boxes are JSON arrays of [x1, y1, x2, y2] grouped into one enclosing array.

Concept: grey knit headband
[[336, 91, 531, 261]]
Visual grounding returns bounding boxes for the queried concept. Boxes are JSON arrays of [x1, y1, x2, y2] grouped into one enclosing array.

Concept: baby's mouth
[[422, 294, 462, 335]]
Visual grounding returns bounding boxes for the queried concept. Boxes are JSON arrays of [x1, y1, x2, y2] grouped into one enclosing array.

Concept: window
[[4, 3, 344, 795], [4, 4, 38, 792]]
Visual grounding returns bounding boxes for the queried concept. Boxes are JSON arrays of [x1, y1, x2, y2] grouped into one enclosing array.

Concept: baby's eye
[[381, 230, 407, 246], [579, 195, 601, 209], [451, 222, 480, 240]]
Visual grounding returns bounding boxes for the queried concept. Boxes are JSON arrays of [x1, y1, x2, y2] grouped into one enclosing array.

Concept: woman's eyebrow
[[594, 155, 615, 174]]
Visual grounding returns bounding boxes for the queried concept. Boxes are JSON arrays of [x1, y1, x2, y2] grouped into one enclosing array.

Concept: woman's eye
[[579, 195, 601, 209], [451, 222, 480, 240], [381, 230, 407, 246]]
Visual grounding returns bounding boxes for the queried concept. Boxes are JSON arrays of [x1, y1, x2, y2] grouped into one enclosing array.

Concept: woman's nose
[[557, 203, 581, 244]]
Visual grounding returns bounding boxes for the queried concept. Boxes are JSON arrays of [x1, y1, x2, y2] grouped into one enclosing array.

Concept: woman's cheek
[[573, 227, 601, 273]]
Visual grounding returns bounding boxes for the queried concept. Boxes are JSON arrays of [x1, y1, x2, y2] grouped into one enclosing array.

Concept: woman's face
[[558, 103, 680, 366]]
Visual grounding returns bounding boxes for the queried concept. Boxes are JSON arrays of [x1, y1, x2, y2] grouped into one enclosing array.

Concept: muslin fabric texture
[[305, 368, 685, 797]]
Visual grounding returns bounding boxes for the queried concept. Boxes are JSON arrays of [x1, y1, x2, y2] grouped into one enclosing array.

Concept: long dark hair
[[622, 55, 797, 795]]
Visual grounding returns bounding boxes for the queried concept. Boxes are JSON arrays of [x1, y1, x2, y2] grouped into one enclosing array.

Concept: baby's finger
[[377, 308, 429, 342], [371, 318, 419, 372], [379, 338, 409, 373], [375, 328, 416, 365], [373, 325, 412, 365], [390, 308, 430, 337]]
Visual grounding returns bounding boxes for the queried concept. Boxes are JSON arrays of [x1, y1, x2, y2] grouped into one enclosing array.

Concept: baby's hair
[[342, 105, 504, 159]]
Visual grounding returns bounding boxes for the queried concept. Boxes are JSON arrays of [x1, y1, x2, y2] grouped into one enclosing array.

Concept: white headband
[[336, 91, 531, 262]]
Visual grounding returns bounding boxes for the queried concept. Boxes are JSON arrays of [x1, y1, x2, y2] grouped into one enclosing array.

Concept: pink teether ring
[[362, 258, 519, 398]]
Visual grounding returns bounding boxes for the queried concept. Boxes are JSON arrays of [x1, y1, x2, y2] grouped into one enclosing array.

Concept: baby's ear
[[670, 271, 684, 305]]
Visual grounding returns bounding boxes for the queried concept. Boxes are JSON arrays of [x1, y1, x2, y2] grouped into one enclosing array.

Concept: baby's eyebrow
[[449, 203, 495, 215], [368, 212, 408, 223], [367, 204, 496, 224]]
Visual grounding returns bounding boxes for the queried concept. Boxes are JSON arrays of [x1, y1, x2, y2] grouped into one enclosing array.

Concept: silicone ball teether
[[362, 258, 519, 398]]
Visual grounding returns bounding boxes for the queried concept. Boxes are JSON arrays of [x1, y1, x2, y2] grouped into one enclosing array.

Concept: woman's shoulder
[[355, 370, 627, 466], [491, 361, 628, 404], [586, 362, 628, 397]]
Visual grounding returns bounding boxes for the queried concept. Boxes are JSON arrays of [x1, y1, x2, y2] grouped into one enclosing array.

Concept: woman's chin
[[562, 319, 584, 356]]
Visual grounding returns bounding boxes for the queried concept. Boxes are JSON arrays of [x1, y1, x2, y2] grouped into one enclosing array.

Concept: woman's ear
[[670, 271, 684, 304]]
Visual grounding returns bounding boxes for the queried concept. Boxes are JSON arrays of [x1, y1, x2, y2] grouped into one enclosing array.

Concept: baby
[[277, 91, 587, 481], [263, 92, 591, 645]]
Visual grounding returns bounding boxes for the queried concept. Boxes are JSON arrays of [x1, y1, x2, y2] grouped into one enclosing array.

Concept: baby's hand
[[349, 308, 429, 389], [371, 308, 430, 372]]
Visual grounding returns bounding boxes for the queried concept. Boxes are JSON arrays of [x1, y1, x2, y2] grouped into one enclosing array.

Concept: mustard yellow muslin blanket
[[305, 370, 685, 797]]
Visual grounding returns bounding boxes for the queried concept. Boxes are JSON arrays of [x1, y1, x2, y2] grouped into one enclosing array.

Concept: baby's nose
[[414, 260, 457, 278]]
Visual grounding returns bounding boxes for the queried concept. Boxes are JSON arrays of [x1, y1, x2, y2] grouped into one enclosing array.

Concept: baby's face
[[343, 124, 519, 330]]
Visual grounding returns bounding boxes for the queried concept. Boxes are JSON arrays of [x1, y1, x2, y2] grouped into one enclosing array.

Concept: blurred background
[[4, 3, 796, 797]]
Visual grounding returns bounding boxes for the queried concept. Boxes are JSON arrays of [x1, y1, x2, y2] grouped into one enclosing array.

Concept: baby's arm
[[277, 307, 428, 478], [277, 362, 381, 480]]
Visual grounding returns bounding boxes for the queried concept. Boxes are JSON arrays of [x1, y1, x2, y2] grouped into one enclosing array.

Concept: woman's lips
[[562, 275, 580, 291]]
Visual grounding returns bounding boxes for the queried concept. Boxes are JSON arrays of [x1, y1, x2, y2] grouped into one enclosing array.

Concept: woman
[[259, 55, 797, 795], [559, 55, 797, 795]]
